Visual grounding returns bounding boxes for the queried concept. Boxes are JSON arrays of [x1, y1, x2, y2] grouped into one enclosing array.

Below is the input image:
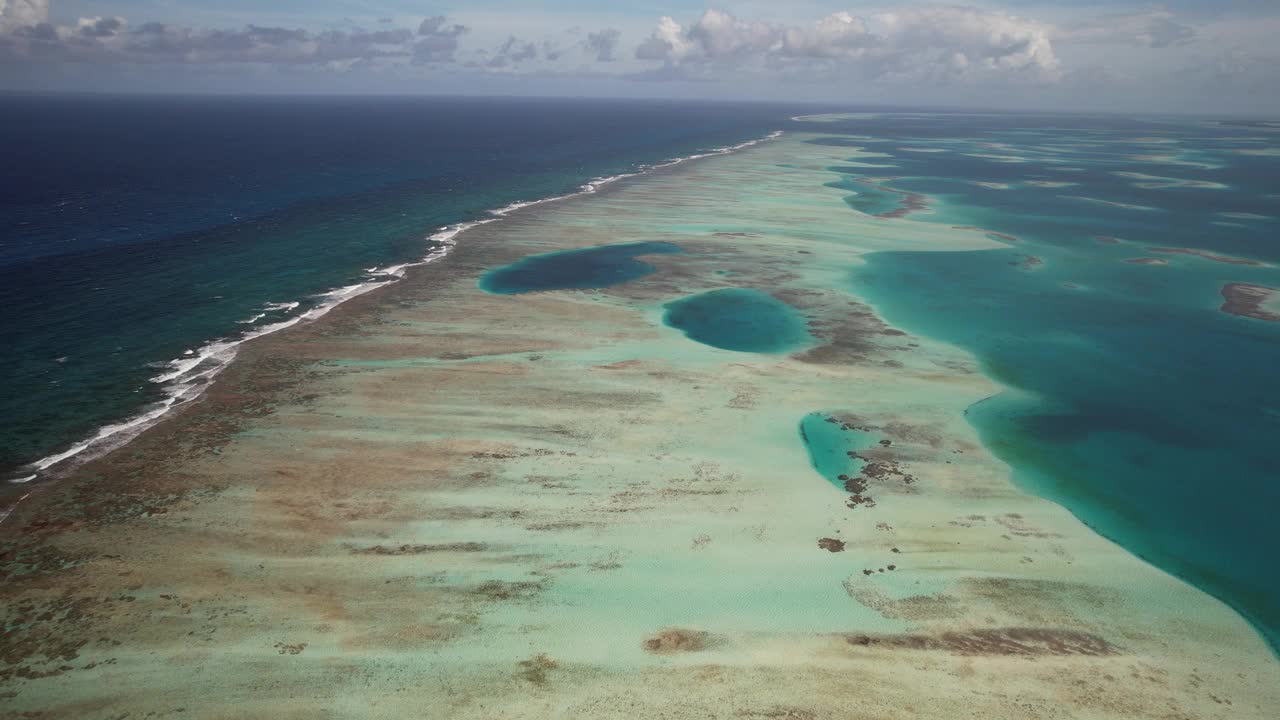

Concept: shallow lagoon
[[816, 112, 1280, 650], [798, 411, 877, 489]]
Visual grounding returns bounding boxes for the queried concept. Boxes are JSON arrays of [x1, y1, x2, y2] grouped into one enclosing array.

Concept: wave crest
[[7, 129, 782, 493]]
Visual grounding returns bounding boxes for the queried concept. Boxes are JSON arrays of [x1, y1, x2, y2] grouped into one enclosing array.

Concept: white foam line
[[6, 128, 783, 502], [487, 131, 783, 218], [0, 491, 34, 526]]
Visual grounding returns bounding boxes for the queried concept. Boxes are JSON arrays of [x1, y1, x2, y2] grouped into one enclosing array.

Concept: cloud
[[414, 16, 468, 63], [683, 9, 778, 59], [1, 2, 1273, 114], [585, 28, 619, 62], [878, 7, 1058, 79], [0, 9, 468, 66], [636, 16, 693, 62], [0, 0, 46, 31], [1058, 9, 1196, 48], [635, 7, 1059, 84], [781, 12, 873, 59], [484, 35, 538, 68]]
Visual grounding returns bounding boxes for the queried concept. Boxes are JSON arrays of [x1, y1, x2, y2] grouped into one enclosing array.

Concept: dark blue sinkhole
[[479, 241, 682, 294]]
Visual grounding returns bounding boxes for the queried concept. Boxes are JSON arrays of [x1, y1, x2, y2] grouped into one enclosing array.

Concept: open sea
[[0, 94, 794, 482], [1, 97, 1278, 654]]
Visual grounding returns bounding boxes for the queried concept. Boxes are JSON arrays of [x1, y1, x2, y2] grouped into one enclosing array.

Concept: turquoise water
[[812, 113, 1280, 650], [479, 242, 683, 294], [826, 175, 906, 216], [798, 412, 877, 489], [662, 288, 811, 353]]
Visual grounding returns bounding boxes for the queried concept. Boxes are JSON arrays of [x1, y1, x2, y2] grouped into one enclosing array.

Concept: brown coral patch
[[470, 580, 544, 601], [845, 627, 1120, 657], [772, 289, 904, 366], [349, 542, 489, 555], [1148, 247, 1263, 266], [643, 628, 713, 654], [818, 538, 846, 552], [855, 179, 928, 219], [517, 653, 558, 685], [1220, 283, 1280, 322]]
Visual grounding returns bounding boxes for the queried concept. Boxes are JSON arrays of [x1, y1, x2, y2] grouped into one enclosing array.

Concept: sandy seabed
[[2, 133, 1277, 719]]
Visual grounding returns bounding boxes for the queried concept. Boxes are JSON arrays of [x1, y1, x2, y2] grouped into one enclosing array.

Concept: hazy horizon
[[2, 1, 1279, 115], [3, 90, 1277, 123]]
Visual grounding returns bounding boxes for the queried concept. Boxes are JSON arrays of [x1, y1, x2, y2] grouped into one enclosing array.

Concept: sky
[[1, 1, 1278, 115]]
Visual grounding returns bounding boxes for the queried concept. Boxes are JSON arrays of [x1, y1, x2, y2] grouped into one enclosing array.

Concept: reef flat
[[2, 134, 1277, 719], [1221, 283, 1280, 321]]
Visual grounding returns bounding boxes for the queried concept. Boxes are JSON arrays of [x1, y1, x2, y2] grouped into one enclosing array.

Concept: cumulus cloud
[[1059, 9, 1196, 48], [876, 7, 1058, 79], [2, 1, 1271, 113], [635, 7, 1059, 84], [636, 16, 694, 62], [781, 12, 873, 59], [0, 0, 46, 31], [684, 10, 778, 59], [0, 7, 468, 66]]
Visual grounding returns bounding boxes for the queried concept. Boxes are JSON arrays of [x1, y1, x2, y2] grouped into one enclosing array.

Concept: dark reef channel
[[479, 241, 682, 294], [663, 288, 812, 353]]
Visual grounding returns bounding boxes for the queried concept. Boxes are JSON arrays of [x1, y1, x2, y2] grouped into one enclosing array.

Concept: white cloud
[[0, 0, 46, 31], [0, 12, 469, 66], [635, 7, 1059, 84], [781, 12, 872, 59], [636, 16, 698, 62], [873, 7, 1058, 79], [0, 2, 1275, 113], [686, 9, 778, 58]]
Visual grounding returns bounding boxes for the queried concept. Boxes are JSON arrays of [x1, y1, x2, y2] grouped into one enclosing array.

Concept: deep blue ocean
[[0, 94, 795, 481], [811, 113, 1280, 650]]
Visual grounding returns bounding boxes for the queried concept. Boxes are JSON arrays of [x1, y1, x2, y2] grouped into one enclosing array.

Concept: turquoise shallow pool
[[662, 288, 812, 353], [798, 412, 878, 489]]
